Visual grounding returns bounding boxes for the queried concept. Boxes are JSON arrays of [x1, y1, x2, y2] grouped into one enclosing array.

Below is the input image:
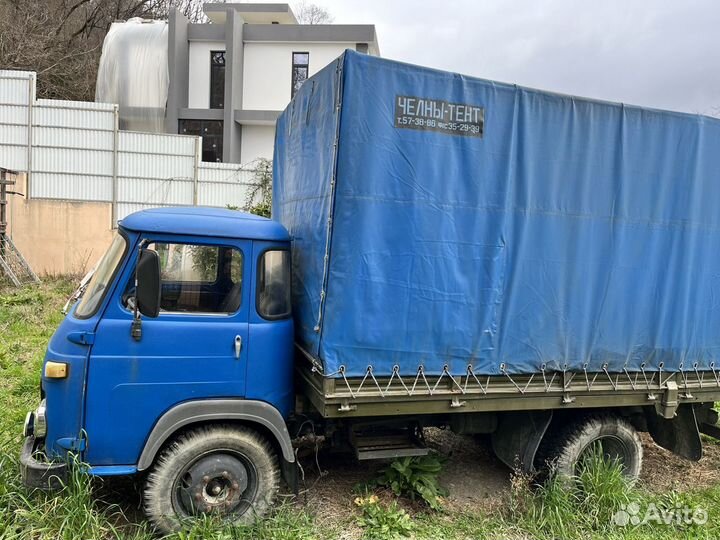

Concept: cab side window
[[147, 242, 243, 314], [257, 250, 291, 319]]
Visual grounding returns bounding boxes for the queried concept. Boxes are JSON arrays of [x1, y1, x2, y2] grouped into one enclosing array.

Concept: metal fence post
[[193, 136, 201, 206], [111, 105, 119, 228], [26, 74, 34, 200]]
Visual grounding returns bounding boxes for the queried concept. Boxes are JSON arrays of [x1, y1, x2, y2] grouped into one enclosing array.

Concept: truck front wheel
[[143, 424, 280, 534], [536, 415, 643, 482]]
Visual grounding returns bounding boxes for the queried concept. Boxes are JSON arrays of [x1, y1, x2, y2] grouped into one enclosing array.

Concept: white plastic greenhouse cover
[[95, 18, 169, 133]]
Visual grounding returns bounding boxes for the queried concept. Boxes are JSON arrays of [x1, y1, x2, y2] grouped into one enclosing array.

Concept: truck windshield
[[75, 233, 127, 318]]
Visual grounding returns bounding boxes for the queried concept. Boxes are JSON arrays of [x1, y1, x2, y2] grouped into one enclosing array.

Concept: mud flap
[[491, 410, 553, 473], [646, 404, 702, 461], [281, 457, 300, 495]]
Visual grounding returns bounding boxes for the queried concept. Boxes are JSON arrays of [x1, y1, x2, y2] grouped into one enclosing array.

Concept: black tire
[[536, 415, 643, 482], [143, 424, 280, 534]]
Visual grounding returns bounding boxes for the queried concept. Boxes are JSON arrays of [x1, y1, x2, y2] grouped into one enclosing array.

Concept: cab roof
[[119, 207, 290, 241]]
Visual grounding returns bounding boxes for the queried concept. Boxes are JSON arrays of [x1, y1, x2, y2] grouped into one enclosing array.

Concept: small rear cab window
[[257, 250, 291, 319]]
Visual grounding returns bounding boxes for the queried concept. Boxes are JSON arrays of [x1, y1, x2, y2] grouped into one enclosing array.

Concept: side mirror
[[136, 249, 160, 318]]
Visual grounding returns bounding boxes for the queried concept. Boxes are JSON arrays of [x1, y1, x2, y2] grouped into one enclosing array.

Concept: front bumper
[[20, 436, 67, 490]]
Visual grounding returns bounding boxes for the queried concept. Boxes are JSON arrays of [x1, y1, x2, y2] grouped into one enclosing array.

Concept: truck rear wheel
[[143, 424, 280, 534], [536, 415, 643, 482]]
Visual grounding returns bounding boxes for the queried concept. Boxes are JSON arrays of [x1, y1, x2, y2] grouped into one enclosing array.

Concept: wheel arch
[[136, 399, 295, 472], [535, 410, 644, 479]]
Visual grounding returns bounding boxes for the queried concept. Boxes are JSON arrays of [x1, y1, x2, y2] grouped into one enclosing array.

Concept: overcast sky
[[297, 0, 720, 117]]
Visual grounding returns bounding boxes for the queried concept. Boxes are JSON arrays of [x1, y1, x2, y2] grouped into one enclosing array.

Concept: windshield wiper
[[62, 269, 95, 314]]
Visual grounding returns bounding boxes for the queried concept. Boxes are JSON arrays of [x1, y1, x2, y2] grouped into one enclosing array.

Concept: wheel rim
[[576, 435, 631, 475], [172, 449, 259, 519]]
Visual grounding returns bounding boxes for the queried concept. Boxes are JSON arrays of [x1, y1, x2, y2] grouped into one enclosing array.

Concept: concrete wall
[[240, 125, 275, 164], [242, 42, 351, 110], [7, 176, 114, 276]]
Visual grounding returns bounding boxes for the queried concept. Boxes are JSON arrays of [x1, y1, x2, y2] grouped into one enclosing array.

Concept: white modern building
[[167, 3, 380, 164]]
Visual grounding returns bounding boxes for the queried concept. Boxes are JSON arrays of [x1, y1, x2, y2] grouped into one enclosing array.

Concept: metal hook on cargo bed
[[694, 362, 704, 389], [541, 364, 558, 392], [464, 365, 490, 395], [658, 362, 673, 388], [386, 365, 410, 395], [602, 364, 619, 391], [710, 362, 720, 387], [678, 363, 694, 398], [338, 365, 357, 399], [500, 363, 535, 394], [582, 363, 599, 391], [411, 365, 432, 396], [623, 366, 638, 391], [366, 366, 386, 397]]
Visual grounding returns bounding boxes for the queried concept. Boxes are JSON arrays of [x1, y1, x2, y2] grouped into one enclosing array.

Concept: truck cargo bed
[[297, 346, 720, 419]]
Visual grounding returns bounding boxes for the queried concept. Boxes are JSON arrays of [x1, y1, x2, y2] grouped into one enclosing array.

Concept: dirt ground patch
[[424, 429, 509, 513], [296, 428, 511, 538], [639, 432, 720, 493], [298, 427, 720, 524]]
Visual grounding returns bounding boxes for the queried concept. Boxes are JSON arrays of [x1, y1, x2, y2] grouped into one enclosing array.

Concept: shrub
[[373, 454, 447, 510], [243, 158, 272, 218], [355, 494, 414, 540]]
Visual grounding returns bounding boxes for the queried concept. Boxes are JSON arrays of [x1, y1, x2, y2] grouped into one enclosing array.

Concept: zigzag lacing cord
[[312, 361, 720, 400]]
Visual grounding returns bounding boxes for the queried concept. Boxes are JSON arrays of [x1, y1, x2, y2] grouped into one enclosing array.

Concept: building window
[[291, 52, 309, 98], [210, 51, 225, 109], [179, 119, 224, 163]]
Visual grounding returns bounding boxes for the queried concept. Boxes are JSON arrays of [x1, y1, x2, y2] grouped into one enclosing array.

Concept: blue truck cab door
[[84, 234, 253, 466], [245, 241, 295, 416]]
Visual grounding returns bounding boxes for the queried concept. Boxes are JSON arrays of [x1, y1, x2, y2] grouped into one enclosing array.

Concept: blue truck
[[21, 51, 720, 533]]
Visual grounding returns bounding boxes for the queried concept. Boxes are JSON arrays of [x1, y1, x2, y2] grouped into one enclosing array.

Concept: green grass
[[2, 278, 720, 539]]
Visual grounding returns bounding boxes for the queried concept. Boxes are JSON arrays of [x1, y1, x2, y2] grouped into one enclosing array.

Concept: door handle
[[234, 335, 242, 359]]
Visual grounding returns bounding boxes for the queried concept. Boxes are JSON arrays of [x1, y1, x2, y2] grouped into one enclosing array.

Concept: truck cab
[[21, 207, 298, 532]]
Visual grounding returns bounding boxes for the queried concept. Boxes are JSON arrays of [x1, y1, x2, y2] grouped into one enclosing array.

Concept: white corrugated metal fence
[[0, 70, 260, 224]]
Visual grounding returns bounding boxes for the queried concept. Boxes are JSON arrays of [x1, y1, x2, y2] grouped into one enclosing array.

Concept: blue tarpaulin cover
[[274, 50, 720, 378]]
